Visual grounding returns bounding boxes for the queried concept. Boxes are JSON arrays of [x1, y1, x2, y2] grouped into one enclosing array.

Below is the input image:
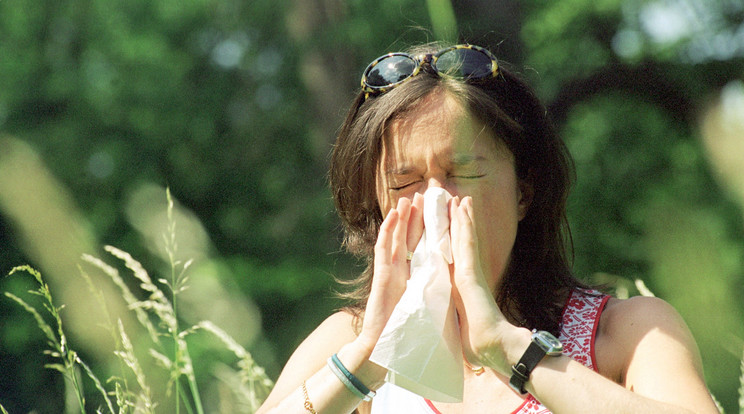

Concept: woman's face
[[376, 91, 532, 291]]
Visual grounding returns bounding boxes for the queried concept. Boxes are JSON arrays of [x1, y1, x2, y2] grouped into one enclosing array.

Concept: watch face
[[532, 330, 563, 355]]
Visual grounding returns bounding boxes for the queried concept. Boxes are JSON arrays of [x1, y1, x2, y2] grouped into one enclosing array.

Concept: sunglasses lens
[[435, 48, 493, 79], [364, 55, 418, 89]]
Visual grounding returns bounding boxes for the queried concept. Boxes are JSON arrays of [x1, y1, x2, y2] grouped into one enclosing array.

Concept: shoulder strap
[[558, 289, 610, 371]]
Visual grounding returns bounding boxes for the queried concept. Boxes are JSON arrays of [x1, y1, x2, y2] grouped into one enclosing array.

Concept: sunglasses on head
[[361, 44, 499, 98]]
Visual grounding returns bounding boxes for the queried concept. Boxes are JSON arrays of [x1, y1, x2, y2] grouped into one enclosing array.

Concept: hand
[[449, 196, 527, 375], [355, 194, 424, 354]]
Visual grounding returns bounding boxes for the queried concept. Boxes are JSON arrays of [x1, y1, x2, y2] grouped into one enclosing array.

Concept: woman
[[256, 43, 719, 414]]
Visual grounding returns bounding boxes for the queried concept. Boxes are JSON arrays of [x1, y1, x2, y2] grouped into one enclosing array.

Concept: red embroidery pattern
[[513, 289, 607, 414]]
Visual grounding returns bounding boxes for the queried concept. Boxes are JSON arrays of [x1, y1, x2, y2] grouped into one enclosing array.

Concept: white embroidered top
[[370, 289, 610, 414]]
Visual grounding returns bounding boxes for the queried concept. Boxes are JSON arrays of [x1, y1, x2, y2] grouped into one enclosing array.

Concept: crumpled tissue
[[369, 187, 463, 402]]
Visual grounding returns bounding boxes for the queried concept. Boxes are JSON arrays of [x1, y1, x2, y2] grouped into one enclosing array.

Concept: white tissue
[[369, 187, 463, 402]]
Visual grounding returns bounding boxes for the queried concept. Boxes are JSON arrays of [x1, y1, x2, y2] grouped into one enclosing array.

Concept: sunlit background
[[1, 0, 743, 412]]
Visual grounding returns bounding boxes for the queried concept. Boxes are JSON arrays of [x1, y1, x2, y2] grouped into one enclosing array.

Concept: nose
[[425, 176, 445, 190], [425, 176, 458, 196]]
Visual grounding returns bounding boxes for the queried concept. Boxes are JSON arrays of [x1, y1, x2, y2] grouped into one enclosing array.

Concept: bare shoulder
[[599, 296, 699, 357], [596, 295, 717, 411], [260, 310, 359, 408], [600, 295, 691, 336]]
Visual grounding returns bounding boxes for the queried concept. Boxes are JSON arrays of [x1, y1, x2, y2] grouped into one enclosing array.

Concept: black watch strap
[[509, 341, 547, 394]]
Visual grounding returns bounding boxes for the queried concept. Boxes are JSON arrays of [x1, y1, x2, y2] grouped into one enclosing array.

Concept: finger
[[407, 192, 425, 253], [461, 196, 475, 222], [449, 196, 478, 276], [392, 197, 411, 265], [448, 196, 462, 241], [374, 209, 399, 273], [448, 195, 461, 277], [448, 195, 460, 217], [452, 196, 475, 241]]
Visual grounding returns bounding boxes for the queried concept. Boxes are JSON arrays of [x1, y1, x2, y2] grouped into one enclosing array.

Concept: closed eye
[[451, 174, 486, 180], [390, 181, 420, 191]]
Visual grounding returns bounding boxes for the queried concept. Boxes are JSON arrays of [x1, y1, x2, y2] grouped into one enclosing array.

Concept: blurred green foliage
[[1, 0, 743, 412]]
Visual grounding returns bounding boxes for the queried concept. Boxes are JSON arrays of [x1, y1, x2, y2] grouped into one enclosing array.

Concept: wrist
[[504, 326, 533, 367], [338, 341, 387, 390], [477, 322, 532, 376], [508, 329, 564, 394]]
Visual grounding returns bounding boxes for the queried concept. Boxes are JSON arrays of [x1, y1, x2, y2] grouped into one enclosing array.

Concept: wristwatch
[[509, 329, 563, 394]]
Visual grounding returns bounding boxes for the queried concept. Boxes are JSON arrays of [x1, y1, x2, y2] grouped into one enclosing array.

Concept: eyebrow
[[385, 165, 416, 175], [451, 153, 487, 165], [385, 154, 487, 175]]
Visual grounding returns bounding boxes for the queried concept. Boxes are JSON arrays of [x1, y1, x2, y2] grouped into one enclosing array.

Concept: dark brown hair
[[330, 44, 589, 335]]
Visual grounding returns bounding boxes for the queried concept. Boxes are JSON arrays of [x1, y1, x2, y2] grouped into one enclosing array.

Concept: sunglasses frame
[[361, 44, 499, 96]]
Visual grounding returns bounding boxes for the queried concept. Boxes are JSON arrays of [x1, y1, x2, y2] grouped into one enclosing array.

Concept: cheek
[[472, 194, 521, 287], [378, 190, 418, 216], [376, 183, 407, 216], [376, 190, 392, 216], [376, 171, 393, 215], [376, 177, 421, 214], [471, 185, 521, 247]]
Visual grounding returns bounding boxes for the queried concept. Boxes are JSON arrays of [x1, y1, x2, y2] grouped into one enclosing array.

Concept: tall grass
[[5, 265, 116, 413], [2, 189, 272, 413], [1, 187, 740, 412]]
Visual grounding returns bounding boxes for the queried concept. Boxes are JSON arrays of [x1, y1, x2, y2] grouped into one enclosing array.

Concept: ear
[[517, 175, 534, 221]]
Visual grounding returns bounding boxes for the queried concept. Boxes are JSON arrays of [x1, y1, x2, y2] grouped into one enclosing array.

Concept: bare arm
[[525, 297, 718, 413], [257, 195, 424, 414], [255, 312, 385, 414], [449, 196, 719, 414]]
